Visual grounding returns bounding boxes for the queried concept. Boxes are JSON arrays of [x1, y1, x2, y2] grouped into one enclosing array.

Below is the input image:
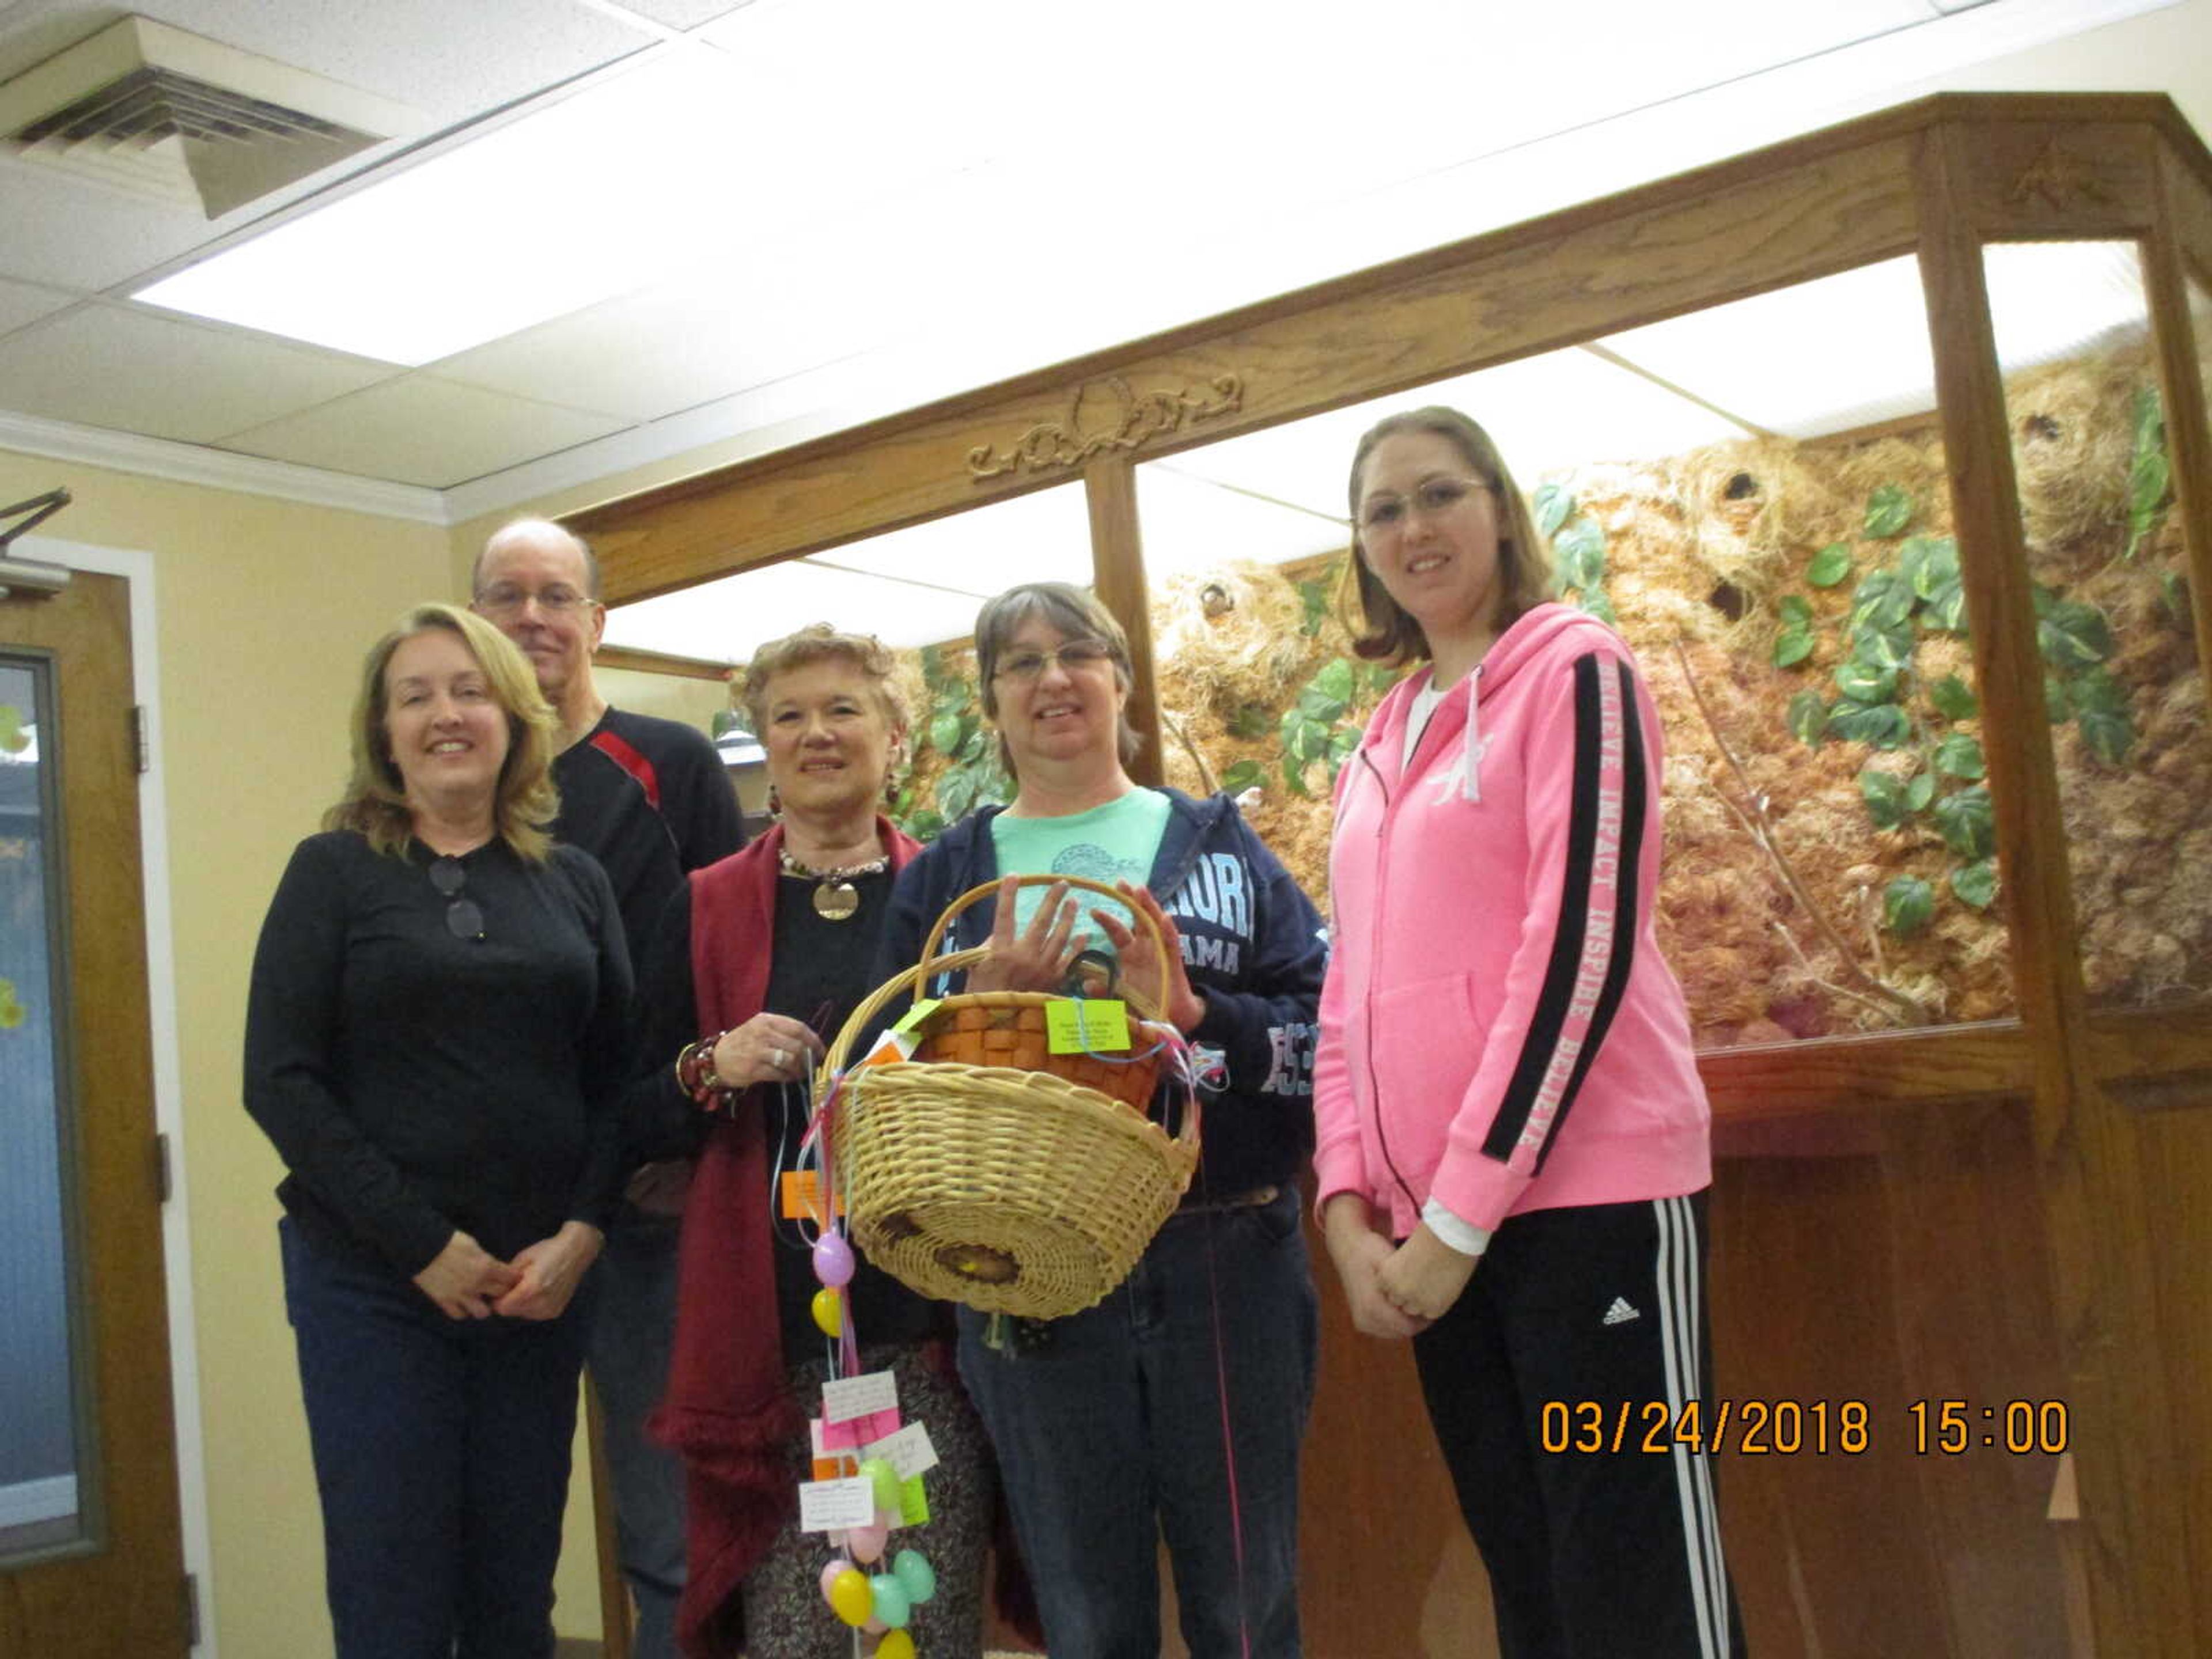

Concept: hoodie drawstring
[[1459, 665, 1484, 802]]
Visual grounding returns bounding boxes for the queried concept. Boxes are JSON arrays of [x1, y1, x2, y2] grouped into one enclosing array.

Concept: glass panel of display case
[[0, 657, 87, 1560], [603, 479, 1094, 839], [1981, 241, 2210, 1014], [1134, 252, 2014, 1048]]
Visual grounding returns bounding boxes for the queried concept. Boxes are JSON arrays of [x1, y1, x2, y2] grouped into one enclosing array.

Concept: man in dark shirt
[[473, 518, 743, 1659]]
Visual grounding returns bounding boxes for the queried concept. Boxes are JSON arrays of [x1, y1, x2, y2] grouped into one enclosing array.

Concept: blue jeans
[[280, 1219, 586, 1659], [957, 1187, 1317, 1659], [582, 1212, 687, 1659]]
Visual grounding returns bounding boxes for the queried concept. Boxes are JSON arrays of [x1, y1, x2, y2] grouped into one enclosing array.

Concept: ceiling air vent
[[0, 16, 423, 218]]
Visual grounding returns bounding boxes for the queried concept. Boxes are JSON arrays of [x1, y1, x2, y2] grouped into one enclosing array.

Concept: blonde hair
[[1340, 406, 1557, 666], [324, 604, 562, 861], [739, 623, 910, 737], [972, 582, 1142, 780]]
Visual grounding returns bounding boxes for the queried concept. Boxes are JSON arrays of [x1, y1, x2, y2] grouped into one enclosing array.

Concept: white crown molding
[[0, 408, 450, 524]]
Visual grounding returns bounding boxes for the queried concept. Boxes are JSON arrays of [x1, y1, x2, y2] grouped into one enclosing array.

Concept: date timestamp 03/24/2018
[[1537, 1398, 2072, 1457]]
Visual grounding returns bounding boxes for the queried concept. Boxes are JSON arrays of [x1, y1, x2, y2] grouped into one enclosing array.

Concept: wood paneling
[[1084, 456, 1165, 789]]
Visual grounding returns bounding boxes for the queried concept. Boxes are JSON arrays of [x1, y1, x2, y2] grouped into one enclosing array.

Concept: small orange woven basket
[[821, 874, 1200, 1319]]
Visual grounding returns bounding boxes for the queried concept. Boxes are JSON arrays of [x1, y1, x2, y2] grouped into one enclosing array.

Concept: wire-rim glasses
[[429, 856, 486, 941]]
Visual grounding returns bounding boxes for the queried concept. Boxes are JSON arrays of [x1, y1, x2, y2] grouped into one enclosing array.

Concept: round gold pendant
[[813, 878, 860, 921]]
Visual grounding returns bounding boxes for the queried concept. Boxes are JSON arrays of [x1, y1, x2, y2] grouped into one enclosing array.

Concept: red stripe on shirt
[[590, 728, 662, 810]]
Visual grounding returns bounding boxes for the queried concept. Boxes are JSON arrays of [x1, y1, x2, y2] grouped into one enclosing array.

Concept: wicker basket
[[821, 874, 1200, 1319]]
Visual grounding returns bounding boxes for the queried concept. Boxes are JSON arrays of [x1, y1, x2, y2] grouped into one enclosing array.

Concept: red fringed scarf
[[649, 818, 918, 1658]]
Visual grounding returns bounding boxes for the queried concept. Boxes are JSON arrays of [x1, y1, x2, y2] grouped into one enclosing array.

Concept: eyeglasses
[[1355, 476, 1492, 533], [474, 582, 595, 619], [429, 857, 486, 941], [993, 639, 1115, 683]]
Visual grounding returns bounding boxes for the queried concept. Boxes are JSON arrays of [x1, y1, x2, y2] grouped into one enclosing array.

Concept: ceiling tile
[[0, 303, 396, 442], [0, 275, 79, 338], [221, 375, 630, 487]]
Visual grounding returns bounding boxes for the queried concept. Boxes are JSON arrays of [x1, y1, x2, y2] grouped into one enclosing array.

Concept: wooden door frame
[[11, 536, 213, 1653]]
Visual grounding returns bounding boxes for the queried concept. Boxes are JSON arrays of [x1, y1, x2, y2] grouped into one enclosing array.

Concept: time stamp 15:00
[[1539, 1398, 2072, 1457]]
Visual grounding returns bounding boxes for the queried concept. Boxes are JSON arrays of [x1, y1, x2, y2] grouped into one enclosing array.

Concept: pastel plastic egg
[[813, 1233, 855, 1287], [847, 1517, 888, 1564], [858, 1456, 902, 1512], [827, 1566, 873, 1626], [892, 1547, 937, 1604], [817, 1559, 850, 1604], [810, 1286, 843, 1336], [874, 1633, 917, 1659], [868, 1573, 912, 1629]]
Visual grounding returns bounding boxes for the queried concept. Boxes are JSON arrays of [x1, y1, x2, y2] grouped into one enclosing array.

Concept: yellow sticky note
[[1046, 998, 1131, 1054], [892, 998, 941, 1035], [899, 1473, 929, 1526], [779, 1170, 844, 1222]]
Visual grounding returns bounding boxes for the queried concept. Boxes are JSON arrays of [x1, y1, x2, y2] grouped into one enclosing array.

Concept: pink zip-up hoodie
[[1313, 601, 1712, 1238]]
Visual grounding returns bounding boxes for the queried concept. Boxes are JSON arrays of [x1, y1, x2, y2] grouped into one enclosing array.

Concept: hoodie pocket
[[1366, 973, 1497, 1176]]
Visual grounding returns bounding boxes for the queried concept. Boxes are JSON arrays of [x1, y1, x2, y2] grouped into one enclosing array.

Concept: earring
[[767, 783, 782, 818]]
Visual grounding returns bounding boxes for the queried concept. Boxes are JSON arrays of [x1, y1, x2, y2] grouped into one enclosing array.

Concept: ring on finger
[[770, 1047, 790, 1071]]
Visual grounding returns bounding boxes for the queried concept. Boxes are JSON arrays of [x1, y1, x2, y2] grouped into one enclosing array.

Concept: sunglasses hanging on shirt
[[429, 856, 486, 941]]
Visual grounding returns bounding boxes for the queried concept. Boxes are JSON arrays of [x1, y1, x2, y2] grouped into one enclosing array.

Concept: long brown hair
[[324, 604, 561, 861], [1339, 406, 1556, 666]]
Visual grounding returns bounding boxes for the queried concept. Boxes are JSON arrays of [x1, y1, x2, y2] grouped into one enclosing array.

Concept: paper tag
[[859, 1029, 919, 1068], [821, 1406, 901, 1450], [891, 998, 941, 1035], [822, 1369, 899, 1425], [779, 1170, 844, 1222], [899, 1473, 930, 1526], [862, 1420, 940, 1482], [798, 1475, 877, 1532], [1047, 998, 1130, 1054], [808, 1418, 847, 1481]]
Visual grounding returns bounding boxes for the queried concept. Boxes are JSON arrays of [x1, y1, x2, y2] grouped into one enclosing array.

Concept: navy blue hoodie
[[873, 789, 1328, 1199]]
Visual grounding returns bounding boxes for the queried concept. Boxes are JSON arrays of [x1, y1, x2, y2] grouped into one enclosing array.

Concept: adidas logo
[[1602, 1296, 1641, 1326]]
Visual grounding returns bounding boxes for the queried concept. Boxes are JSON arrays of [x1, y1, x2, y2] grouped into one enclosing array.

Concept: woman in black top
[[244, 603, 631, 1659]]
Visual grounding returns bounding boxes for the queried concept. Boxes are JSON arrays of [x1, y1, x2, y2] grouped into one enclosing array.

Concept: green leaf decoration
[[1850, 617, 1916, 671], [1827, 701, 1912, 749], [1883, 874, 1936, 935], [1228, 703, 1272, 740], [1864, 484, 1914, 539], [960, 729, 987, 762], [1328, 726, 1362, 760], [1282, 753, 1312, 797], [1554, 519, 1607, 590], [1312, 658, 1355, 704], [1219, 759, 1265, 794], [2044, 674, 2071, 723], [1850, 569, 1916, 633], [1859, 768, 1913, 830], [1932, 786, 1997, 859], [1786, 691, 1828, 747], [1806, 543, 1853, 588], [929, 711, 963, 754], [1772, 630, 1815, 669], [1297, 577, 1332, 638], [2078, 706, 2136, 767], [2161, 570, 2191, 626], [1833, 659, 1899, 704], [1903, 537, 1958, 599], [1933, 732, 1986, 780], [2125, 385, 2170, 561], [1580, 589, 1618, 626], [1952, 859, 1999, 911], [2037, 599, 2114, 668], [2031, 582, 2061, 620], [938, 769, 977, 822], [1778, 595, 1813, 628], [2068, 666, 2130, 717], [1921, 581, 1968, 634], [1927, 674, 1978, 720], [1906, 770, 1936, 813], [906, 809, 945, 844], [1895, 536, 1937, 592], [1533, 483, 1574, 538]]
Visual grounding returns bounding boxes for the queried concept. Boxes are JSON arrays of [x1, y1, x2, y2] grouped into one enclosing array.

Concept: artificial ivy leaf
[[1806, 543, 1853, 588], [1772, 630, 1815, 669], [2161, 569, 2191, 625], [1859, 768, 1912, 830], [1786, 690, 1828, 747], [1921, 579, 1969, 634], [1229, 703, 1272, 740], [1533, 483, 1574, 538], [1895, 536, 1937, 593], [1219, 760, 1265, 794], [2037, 599, 2114, 668], [2067, 665, 2130, 717], [1952, 859, 1999, 911], [906, 809, 945, 843], [1932, 786, 1996, 859], [938, 770, 977, 822], [1907, 537, 1959, 599], [2126, 385, 2170, 562], [1328, 726, 1362, 760], [1364, 661, 1404, 696], [1827, 701, 1912, 749], [1851, 617, 1916, 671], [1927, 673, 1978, 720], [1297, 578, 1332, 638], [1934, 732, 1986, 780], [1883, 874, 1935, 935], [2078, 706, 2136, 767], [1294, 719, 1331, 764], [1906, 770, 1936, 812], [1864, 484, 1914, 539], [1850, 569, 1916, 633], [2044, 674, 2071, 723], [929, 711, 963, 754], [1833, 659, 1899, 704], [960, 729, 987, 762], [1282, 753, 1311, 797], [1580, 589, 1618, 626], [1778, 594, 1813, 628], [1312, 657, 1355, 704], [1554, 519, 1606, 590], [2031, 582, 2061, 619]]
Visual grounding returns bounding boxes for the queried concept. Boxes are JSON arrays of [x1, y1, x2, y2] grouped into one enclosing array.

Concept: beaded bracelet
[[676, 1031, 735, 1107]]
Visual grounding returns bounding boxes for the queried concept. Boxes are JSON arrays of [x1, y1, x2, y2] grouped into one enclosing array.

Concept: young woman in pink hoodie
[[1314, 407, 1745, 1657]]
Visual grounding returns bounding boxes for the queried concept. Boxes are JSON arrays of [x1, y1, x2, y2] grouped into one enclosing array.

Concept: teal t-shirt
[[990, 789, 1172, 964]]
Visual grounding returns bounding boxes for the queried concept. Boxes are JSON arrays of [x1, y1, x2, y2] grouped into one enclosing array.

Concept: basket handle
[[821, 944, 994, 1077], [919, 872, 1175, 1005]]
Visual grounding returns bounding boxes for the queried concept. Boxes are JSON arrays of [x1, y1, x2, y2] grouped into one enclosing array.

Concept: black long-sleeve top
[[244, 830, 633, 1277]]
